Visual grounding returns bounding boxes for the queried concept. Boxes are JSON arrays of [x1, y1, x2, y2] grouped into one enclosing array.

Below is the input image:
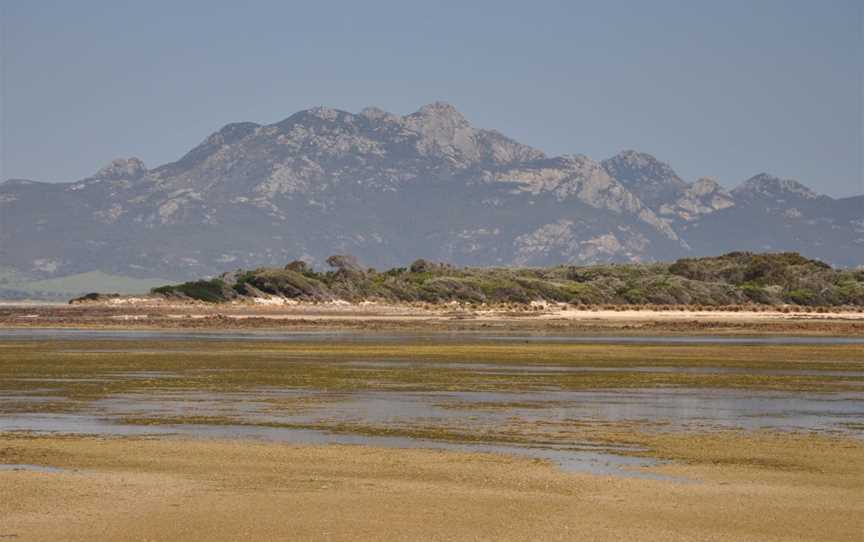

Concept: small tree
[[326, 254, 363, 273], [285, 260, 310, 273]]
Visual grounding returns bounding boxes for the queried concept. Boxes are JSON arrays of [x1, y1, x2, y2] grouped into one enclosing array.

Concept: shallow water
[[0, 412, 667, 478], [2, 329, 863, 477], [2, 385, 862, 477], [80, 388, 864, 435], [345, 360, 864, 377], [3, 327, 864, 345]]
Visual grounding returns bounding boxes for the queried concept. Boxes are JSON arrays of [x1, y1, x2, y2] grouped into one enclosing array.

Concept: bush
[[740, 282, 772, 304], [143, 252, 864, 308], [152, 279, 231, 303], [284, 260, 310, 273], [786, 288, 816, 306], [326, 254, 363, 273]]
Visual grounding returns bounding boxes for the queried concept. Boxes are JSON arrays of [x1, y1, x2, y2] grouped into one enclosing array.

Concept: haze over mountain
[[1, 102, 862, 291]]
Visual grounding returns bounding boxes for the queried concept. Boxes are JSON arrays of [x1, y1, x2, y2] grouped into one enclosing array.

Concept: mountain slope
[[1, 103, 861, 284], [598, 157, 863, 267], [679, 178, 864, 266]]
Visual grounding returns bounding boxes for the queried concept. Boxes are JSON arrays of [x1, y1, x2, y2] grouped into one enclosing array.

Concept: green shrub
[[740, 282, 772, 304], [145, 252, 864, 307], [152, 279, 230, 303], [786, 288, 816, 306]]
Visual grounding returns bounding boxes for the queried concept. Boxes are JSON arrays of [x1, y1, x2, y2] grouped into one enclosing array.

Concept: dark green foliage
[[419, 277, 486, 303], [69, 292, 122, 303], [152, 279, 231, 303], [787, 288, 816, 306], [740, 282, 772, 304], [149, 252, 864, 307], [409, 259, 433, 273], [831, 277, 864, 305], [670, 252, 830, 285], [619, 286, 646, 304]]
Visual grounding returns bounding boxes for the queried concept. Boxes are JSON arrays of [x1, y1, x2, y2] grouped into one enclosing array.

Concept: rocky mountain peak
[[601, 150, 687, 209], [94, 157, 148, 180], [609, 149, 660, 167], [275, 107, 359, 132], [403, 102, 471, 152], [733, 173, 819, 201], [602, 150, 686, 184], [409, 102, 468, 125], [359, 106, 399, 124], [304, 106, 343, 122], [398, 102, 542, 166]]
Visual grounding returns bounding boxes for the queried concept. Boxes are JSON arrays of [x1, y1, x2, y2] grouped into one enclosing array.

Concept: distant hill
[[2, 103, 862, 289], [108, 252, 864, 307]]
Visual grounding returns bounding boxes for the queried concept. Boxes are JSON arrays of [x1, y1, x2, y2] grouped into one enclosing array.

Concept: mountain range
[[1, 102, 862, 289]]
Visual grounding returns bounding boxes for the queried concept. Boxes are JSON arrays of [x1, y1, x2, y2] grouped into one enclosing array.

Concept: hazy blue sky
[[1, 0, 862, 196]]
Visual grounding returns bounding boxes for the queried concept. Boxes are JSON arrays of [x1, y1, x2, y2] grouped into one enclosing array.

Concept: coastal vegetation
[[143, 252, 864, 307]]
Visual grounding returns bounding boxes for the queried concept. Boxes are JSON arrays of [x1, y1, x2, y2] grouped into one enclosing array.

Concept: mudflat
[[1, 433, 863, 542], [1, 329, 863, 540]]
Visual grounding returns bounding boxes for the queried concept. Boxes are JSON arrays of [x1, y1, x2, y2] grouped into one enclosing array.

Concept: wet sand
[[1, 433, 862, 541]]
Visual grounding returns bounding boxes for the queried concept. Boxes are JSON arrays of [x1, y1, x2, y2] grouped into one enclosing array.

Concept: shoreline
[[1, 301, 863, 336]]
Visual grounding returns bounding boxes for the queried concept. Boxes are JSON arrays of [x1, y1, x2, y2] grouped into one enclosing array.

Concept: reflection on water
[[82, 388, 864, 435], [0, 412, 667, 478], [1, 328, 863, 477], [2, 385, 863, 477], [2, 328, 864, 345]]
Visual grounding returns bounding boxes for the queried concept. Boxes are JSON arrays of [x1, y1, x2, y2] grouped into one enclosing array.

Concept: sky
[[1, 0, 862, 197]]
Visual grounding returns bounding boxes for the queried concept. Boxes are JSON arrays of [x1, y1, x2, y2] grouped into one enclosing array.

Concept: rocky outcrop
[[94, 158, 148, 180], [658, 177, 735, 222]]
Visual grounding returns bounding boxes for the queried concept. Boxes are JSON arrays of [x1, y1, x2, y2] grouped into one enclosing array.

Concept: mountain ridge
[[2, 102, 862, 285]]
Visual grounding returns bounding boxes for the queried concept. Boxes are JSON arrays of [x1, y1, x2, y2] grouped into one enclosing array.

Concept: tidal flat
[[1, 332, 863, 540]]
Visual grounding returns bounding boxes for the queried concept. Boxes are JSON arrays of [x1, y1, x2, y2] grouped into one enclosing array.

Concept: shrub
[[284, 260, 310, 273], [143, 252, 864, 307], [326, 254, 363, 273], [152, 279, 231, 303], [786, 288, 816, 306]]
